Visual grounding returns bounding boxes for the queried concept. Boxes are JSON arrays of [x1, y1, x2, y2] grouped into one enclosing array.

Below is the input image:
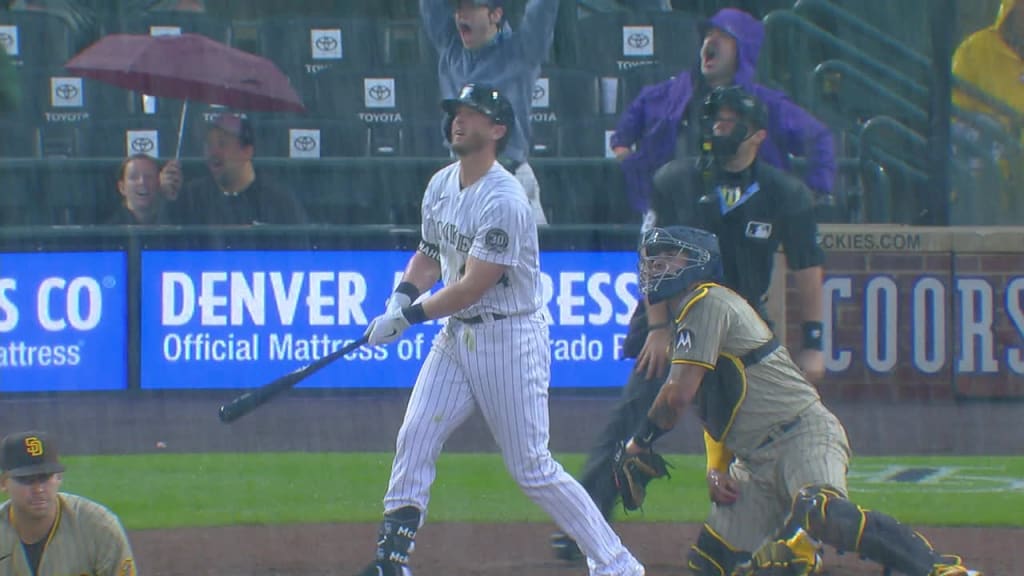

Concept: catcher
[[614, 225, 982, 576]]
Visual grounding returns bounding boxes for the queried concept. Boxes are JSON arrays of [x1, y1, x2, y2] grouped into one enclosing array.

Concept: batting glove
[[366, 308, 411, 346]]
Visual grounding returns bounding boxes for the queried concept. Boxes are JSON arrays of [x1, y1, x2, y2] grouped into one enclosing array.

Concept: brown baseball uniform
[[671, 282, 851, 552], [0, 493, 136, 576]]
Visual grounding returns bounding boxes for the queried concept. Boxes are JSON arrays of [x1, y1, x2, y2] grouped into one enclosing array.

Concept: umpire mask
[[702, 85, 767, 164]]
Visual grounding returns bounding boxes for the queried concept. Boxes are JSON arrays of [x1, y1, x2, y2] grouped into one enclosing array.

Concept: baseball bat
[[218, 335, 369, 423]]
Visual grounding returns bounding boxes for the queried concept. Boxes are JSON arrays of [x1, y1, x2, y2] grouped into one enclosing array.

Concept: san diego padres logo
[[24, 437, 43, 457]]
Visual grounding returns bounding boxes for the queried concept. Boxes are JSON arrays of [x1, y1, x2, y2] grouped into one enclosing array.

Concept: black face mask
[[708, 124, 751, 163]]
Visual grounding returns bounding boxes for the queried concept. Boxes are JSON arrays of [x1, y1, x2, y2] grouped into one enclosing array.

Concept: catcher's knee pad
[[376, 506, 420, 566], [687, 524, 750, 576], [784, 484, 940, 575]]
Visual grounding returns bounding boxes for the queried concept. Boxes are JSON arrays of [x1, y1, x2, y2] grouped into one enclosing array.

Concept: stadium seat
[[528, 67, 600, 157], [82, 116, 196, 159], [0, 119, 39, 158], [17, 68, 133, 122], [573, 12, 698, 102], [377, 19, 435, 66], [251, 118, 361, 158], [0, 11, 80, 70], [254, 17, 376, 81], [114, 13, 232, 44], [300, 67, 442, 156]]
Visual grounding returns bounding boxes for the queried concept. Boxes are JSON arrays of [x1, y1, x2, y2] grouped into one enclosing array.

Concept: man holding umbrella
[[160, 112, 308, 225]]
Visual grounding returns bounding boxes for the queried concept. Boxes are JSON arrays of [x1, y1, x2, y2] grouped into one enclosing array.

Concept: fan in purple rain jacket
[[610, 8, 836, 215]]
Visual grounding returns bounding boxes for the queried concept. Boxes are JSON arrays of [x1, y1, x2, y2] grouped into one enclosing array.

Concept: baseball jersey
[[419, 160, 542, 318], [651, 159, 825, 311], [0, 493, 135, 576], [672, 283, 820, 454]]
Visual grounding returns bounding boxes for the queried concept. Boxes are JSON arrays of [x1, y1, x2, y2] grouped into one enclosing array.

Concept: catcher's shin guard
[[780, 484, 943, 575], [687, 524, 750, 576]]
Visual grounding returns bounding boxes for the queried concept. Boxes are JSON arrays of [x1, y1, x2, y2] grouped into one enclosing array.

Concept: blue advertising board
[[140, 250, 639, 389], [0, 252, 127, 391]]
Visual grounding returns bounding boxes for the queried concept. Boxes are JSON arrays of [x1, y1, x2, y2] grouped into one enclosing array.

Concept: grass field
[[59, 453, 1024, 531]]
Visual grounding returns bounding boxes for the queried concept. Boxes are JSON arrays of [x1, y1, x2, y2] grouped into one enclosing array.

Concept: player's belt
[[455, 312, 508, 324]]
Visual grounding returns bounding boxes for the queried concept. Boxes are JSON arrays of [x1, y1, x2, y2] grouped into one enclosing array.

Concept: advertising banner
[[140, 250, 640, 389], [0, 252, 127, 391]]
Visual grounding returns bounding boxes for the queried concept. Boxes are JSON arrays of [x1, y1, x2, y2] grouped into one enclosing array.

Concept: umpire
[[552, 85, 826, 561]]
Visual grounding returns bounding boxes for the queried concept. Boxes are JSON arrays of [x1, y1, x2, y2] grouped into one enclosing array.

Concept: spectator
[[952, 0, 1024, 224], [159, 113, 308, 225], [105, 154, 171, 225], [421, 0, 558, 225], [610, 8, 836, 220]]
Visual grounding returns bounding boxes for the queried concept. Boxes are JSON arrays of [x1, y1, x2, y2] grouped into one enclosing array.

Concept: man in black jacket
[[553, 85, 827, 562]]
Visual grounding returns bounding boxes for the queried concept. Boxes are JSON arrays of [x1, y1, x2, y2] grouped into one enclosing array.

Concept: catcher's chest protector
[[695, 337, 778, 441]]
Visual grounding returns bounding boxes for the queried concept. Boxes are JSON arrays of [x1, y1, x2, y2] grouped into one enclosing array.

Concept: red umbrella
[[65, 33, 305, 157]]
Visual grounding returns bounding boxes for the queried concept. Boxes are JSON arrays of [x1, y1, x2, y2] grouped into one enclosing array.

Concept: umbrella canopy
[[65, 33, 305, 113]]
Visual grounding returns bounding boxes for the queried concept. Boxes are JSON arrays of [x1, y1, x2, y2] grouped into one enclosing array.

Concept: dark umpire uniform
[[553, 85, 826, 560]]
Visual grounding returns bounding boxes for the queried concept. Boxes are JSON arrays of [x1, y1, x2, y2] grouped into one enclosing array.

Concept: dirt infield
[[4, 392, 1023, 575]]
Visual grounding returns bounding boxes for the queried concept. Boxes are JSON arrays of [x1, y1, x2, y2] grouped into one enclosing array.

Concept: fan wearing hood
[[610, 8, 836, 215], [952, 0, 1024, 223]]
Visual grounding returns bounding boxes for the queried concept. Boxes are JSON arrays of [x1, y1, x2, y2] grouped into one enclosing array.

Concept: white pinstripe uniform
[[383, 160, 644, 576]]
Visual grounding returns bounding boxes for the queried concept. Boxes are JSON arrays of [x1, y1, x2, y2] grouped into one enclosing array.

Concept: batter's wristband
[[402, 303, 428, 325], [801, 321, 824, 351], [633, 417, 668, 450], [394, 281, 421, 302]]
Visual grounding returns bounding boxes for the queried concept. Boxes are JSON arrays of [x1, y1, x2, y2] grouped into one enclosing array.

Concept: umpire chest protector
[[693, 335, 779, 442]]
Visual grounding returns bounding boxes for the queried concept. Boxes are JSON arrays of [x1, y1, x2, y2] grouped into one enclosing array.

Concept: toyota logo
[[627, 33, 650, 49], [0, 33, 12, 50], [130, 138, 155, 153], [55, 83, 79, 101], [532, 84, 546, 103], [293, 135, 317, 152], [314, 35, 338, 52], [368, 84, 392, 101]]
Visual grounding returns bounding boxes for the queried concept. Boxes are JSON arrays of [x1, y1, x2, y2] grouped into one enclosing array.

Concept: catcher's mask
[[638, 226, 724, 303]]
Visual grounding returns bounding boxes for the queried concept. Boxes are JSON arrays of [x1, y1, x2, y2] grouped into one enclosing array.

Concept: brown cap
[[1, 431, 66, 477]]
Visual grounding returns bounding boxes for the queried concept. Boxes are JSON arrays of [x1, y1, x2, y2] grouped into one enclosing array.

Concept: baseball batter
[[0, 431, 136, 576], [354, 83, 644, 576], [623, 226, 981, 576]]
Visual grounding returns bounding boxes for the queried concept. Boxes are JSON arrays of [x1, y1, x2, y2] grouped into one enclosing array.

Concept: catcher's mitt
[[612, 441, 672, 511]]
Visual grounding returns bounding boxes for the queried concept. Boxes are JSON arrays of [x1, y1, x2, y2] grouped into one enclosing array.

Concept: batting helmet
[[638, 226, 724, 304], [442, 83, 515, 147]]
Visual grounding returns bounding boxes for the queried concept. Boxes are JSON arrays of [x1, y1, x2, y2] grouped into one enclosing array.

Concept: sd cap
[[1, 431, 66, 478]]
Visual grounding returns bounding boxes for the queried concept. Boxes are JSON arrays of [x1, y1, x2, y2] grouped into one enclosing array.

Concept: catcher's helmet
[[638, 226, 724, 304], [442, 83, 515, 148]]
